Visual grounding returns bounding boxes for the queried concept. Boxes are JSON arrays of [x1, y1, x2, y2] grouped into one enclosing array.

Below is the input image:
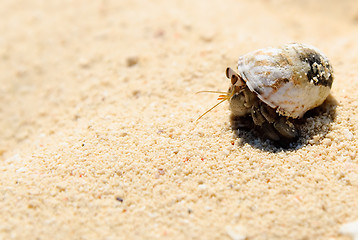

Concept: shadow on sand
[[232, 95, 338, 152]]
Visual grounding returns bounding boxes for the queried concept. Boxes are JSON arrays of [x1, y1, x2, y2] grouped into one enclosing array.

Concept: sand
[[1, 0, 358, 239]]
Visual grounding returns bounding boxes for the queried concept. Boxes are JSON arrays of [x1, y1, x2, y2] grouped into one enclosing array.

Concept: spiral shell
[[236, 43, 333, 118]]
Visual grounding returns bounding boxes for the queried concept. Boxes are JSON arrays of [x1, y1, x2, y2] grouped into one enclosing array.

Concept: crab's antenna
[[196, 90, 228, 94], [196, 98, 228, 121], [196, 90, 235, 121]]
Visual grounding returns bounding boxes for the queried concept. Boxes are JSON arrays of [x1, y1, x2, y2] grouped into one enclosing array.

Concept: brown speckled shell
[[237, 43, 333, 118]]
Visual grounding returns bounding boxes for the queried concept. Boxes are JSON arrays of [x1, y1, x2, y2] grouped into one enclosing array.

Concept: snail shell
[[236, 43, 333, 118]]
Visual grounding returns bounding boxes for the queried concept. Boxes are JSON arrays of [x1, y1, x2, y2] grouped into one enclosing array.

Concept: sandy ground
[[1, 0, 358, 239]]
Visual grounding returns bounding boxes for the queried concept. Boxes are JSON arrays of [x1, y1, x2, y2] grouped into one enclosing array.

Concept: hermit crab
[[198, 43, 334, 143]]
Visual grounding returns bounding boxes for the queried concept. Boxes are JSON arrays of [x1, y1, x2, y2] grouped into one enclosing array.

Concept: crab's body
[[227, 43, 334, 143]]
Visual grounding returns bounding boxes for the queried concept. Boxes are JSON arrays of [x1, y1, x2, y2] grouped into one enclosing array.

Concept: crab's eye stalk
[[226, 67, 239, 85]]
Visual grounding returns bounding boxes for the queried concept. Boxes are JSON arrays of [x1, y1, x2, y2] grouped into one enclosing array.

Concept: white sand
[[1, 0, 358, 239]]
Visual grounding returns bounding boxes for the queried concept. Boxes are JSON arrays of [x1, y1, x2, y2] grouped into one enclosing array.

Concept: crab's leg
[[251, 106, 266, 126], [260, 104, 278, 124], [273, 117, 298, 139]]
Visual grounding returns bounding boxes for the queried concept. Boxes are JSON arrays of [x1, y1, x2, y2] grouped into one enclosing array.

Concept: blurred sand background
[[1, 0, 358, 239]]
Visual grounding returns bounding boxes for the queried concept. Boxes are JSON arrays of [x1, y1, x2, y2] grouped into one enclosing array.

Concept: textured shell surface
[[237, 43, 333, 118]]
